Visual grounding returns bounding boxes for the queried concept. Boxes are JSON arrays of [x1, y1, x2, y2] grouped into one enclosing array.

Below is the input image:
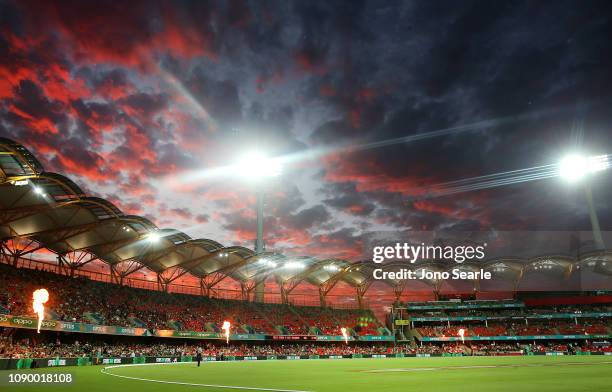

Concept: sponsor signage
[[155, 357, 175, 363], [315, 335, 353, 342], [273, 335, 318, 341], [360, 335, 394, 341], [420, 334, 612, 342], [0, 315, 395, 342], [405, 302, 524, 310], [47, 359, 67, 367], [0, 315, 148, 336], [157, 330, 267, 341], [402, 312, 612, 323]]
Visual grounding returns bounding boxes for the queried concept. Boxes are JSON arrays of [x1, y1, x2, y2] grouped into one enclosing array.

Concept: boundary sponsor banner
[[1, 315, 394, 342], [5, 352, 605, 370], [419, 334, 612, 342], [102, 358, 122, 365], [360, 335, 395, 341], [403, 312, 612, 322], [47, 358, 67, 367], [315, 335, 354, 342], [155, 330, 267, 340], [404, 302, 524, 310], [0, 314, 149, 336]]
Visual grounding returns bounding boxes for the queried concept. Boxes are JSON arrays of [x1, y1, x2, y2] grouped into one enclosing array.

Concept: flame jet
[[222, 321, 231, 344], [341, 327, 349, 344], [32, 289, 49, 333]]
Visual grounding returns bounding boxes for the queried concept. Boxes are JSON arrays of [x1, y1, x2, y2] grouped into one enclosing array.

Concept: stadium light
[[558, 153, 609, 250], [558, 154, 609, 182], [258, 259, 278, 268], [33, 186, 46, 197], [284, 261, 305, 269], [234, 151, 282, 181], [146, 231, 161, 243]]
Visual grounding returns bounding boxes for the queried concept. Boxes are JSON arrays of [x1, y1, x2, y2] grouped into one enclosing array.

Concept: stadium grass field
[[4, 356, 612, 392]]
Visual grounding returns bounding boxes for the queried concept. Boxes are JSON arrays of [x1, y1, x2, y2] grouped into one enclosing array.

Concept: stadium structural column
[[319, 287, 326, 308], [199, 278, 208, 296], [393, 281, 407, 303], [280, 285, 289, 304], [254, 190, 265, 302], [1, 238, 40, 267], [156, 272, 170, 292], [355, 282, 372, 310], [109, 264, 119, 284]]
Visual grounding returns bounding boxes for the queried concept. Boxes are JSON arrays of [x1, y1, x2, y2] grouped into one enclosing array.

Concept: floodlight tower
[[235, 151, 282, 302], [558, 154, 609, 250]]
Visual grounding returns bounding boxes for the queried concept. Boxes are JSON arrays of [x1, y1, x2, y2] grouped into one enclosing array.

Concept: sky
[[1, 0, 612, 270]]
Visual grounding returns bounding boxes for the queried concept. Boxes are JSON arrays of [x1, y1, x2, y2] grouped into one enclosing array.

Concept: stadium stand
[[396, 298, 612, 342], [0, 338, 528, 359], [0, 263, 384, 336]]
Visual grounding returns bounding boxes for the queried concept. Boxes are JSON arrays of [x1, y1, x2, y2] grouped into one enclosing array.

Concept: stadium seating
[[0, 264, 382, 336], [471, 325, 507, 337], [0, 338, 478, 359]]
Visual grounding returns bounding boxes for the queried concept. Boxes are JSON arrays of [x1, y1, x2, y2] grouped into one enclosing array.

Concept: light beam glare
[[425, 153, 611, 198], [167, 102, 604, 190], [158, 67, 215, 126]]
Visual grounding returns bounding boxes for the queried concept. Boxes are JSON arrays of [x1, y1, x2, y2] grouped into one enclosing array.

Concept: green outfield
[[3, 356, 611, 392]]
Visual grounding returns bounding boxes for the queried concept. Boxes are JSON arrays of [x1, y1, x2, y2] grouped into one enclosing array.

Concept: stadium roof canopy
[[0, 138, 611, 305]]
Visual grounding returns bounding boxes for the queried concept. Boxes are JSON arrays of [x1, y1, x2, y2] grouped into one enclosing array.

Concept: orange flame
[[32, 289, 49, 333], [341, 327, 348, 344], [222, 321, 231, 344]]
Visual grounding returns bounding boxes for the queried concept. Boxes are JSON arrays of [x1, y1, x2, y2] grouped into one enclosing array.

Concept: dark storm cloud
[[119, 93, 168, 117], [308, 0, 612, 234], [285, 204, 331, 230], [321, 182, 376, 216], [7, 80, 69, 131], [186, 67, 243, 129]]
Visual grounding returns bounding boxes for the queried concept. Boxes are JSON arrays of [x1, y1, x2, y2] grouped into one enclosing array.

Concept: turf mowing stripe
[[363, 361, 612, 373], [100, 362, 313, 392]]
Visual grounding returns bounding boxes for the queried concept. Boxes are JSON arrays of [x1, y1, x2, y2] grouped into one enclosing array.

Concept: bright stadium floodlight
[[146, 231, 161, 243], [284, 261, 305, 269], [558, 154, 610, 182], [33, 186, 46, 196], [234, 151, 282, 181], [260, 259, 278, 268], [558, 153, 610, 250], [558, 154, 588, 182]]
